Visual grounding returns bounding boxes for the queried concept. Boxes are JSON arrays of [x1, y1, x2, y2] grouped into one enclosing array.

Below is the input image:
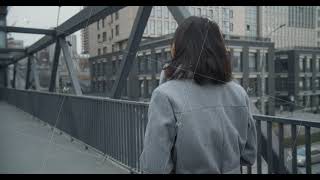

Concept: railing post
[[12, 63, 16, 88], [25, 55, 32, 90], [256, 120, 262, 174], [305, 126, 311, 174], [291, 125, 297, 174], [278, 123, 285, 173]]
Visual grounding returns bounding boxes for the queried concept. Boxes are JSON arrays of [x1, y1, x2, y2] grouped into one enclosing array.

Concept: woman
[[140, 16, 257, 174]]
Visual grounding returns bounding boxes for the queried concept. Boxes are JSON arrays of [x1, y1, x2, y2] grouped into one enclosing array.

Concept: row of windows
[[297, 95, 320, 108], [97, 25, 119, 43], [232, 50, 269, 72], [91, 77, 268, 99], [299, 77, 320, 90], [97, 11, 119, 30], [299, 56, 320, 72]]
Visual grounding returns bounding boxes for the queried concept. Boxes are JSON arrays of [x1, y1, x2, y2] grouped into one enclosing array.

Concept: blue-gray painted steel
[[59, 37, 82, 96], [49, 41, 61, 92], [111, 6, 152, 99], [0, 26, 56, 35], [167, 6, 191, 25], [1, 88, 319, 174]]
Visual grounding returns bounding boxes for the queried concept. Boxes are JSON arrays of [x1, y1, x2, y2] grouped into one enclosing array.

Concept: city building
[[82, 6, 253, 57], [89, 34, 275, 115], [275, 47, 320, 112], [258, 6, 318, 48], [81, 6, 320, 56]]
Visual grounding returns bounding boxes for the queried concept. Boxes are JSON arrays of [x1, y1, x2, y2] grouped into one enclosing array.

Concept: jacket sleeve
[[240, 94, 258, 166], [139, 89, 176, 174]]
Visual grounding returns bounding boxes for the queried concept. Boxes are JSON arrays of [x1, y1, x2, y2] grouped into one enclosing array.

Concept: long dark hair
[[165, 16, 232, 85]]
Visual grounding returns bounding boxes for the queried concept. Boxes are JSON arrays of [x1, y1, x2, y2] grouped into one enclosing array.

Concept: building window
[[115, 25, 119, 36], [197, 8, 201, 16], [112, 44, 115, 52], [98, 48, 101, 56], [115, 11, 119, 20], [191, 7, 195, 15], [164, 7, 169, 18], [299, 78, 304, 90], [232, 51, 242, 72], [97, 20, 100, 30], [97, 34, 101, 41], [171, 22, 176, 32], [248, 78, 258, 97], [150, 20, 155, 35], [246, 25, 250, 31], [164, 21, 169, 34], [103, 47, 107, 54], [230, 10, 233, 18], [299, 57, 305, 72], [156, 6, 162, 18], [316, 57, 320, 71], [209, 9, 214, 19], [111, 28, 114, 39], [157, 20, 162, 35], [102, 32, 106, 42], [248, 52, 257, 72], [230, 23, 233, 32]]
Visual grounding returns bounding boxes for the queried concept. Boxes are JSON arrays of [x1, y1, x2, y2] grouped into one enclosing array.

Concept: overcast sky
[[7, 6, 83, 53]]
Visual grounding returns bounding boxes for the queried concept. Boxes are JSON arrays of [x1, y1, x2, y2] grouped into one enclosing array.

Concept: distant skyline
[[6, 6, 83, 53]]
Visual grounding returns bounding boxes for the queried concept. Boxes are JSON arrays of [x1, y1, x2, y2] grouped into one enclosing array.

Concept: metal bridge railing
[[1, 87, 320, 174]]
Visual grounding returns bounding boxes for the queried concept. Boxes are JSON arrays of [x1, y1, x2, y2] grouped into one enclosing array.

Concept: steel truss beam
[[59, 37, 82, 96], [0, 48, 25, 53], [49, 41, 61, 92], [3, 6, 126, 67], [0, 26, 56, 35], [167, 6, 191, 25], [110, 6, 152, 98]]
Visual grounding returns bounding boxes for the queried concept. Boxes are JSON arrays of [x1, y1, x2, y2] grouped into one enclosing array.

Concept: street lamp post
[[260, 23, 286, 115]]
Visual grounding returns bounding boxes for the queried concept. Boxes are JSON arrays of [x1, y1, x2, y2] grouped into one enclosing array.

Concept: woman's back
[[140, 80, 257, 174]]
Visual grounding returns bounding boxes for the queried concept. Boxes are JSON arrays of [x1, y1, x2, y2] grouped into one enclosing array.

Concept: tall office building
[[258, 6, 318, 48], [317, 6, 320, 47]]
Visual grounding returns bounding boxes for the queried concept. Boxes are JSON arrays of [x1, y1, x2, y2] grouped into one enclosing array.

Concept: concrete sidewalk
[[0, 101, 129, 174]]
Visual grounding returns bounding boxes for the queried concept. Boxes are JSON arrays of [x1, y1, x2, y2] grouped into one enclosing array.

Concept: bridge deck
[[0, 101, 128, 174]]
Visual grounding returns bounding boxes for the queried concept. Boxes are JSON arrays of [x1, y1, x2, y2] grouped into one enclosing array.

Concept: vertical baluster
[[247, 165, 252, 174], [256, 120, 262, 174], [305, 126, 311, 174], [291, 124, 297, 174], [279, 123, 285, 173], [267, 121, 273, 174]]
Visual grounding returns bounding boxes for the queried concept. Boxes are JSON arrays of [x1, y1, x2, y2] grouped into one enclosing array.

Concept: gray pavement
[[0, 101, 129, 174]]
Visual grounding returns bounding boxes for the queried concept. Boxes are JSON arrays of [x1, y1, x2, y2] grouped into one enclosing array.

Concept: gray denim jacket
[[140, 78, 257, 174]]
